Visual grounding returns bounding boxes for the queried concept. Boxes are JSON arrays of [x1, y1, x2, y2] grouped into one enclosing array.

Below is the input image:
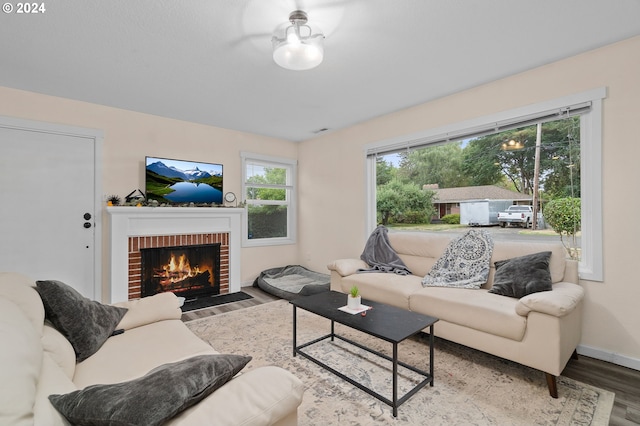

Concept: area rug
[[186, 300, 614, 425]]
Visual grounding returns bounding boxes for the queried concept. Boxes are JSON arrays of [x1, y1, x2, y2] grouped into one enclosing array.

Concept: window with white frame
[[241, 152, 297, 247], [365, 88, 605, 281]]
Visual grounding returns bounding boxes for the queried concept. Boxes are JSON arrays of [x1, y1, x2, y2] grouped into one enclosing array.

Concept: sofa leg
[[545, 373, 558, 398]]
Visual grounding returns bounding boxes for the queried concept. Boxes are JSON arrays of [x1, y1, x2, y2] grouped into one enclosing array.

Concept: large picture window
[[365, 88, 604, 281], [241, 152, 297, 247]]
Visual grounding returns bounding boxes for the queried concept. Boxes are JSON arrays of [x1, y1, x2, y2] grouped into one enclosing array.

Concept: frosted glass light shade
[[273, 39, 324, 71], [272, 13, 324, 71]]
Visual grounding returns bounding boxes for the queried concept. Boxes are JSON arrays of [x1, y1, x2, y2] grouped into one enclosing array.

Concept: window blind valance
[[366, 101, 591, 158]]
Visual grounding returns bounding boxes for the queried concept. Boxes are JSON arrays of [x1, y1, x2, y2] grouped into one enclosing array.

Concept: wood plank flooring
[[180, 285, 280, 322], [182, 286, 640, 425]]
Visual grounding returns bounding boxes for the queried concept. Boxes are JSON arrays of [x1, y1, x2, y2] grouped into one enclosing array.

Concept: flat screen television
[[145, 156, 223, 205]]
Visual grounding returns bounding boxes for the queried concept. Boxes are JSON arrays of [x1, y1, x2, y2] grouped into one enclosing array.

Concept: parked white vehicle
[[497, 205, 534, 228], [460, 199, 512, 226]]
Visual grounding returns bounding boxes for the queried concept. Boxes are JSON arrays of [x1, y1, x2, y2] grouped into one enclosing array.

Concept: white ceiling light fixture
[[272, 10, 325, 71]]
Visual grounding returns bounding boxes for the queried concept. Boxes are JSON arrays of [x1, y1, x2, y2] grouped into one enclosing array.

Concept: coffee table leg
[[393, 342, 398, 417], [292, 305, 297, 357], [331, 320, 335, 341], [429, 324, 434, 386]]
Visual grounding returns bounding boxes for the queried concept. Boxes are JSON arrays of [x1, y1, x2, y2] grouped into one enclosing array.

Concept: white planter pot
[[347, 295, 361, 310]]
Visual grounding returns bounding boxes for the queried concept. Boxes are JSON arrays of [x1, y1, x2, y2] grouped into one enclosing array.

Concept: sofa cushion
[[0, 298, 42, 426], [36, 280, 128, 362], [0, 272, 45, 333], [489, 251, 552, 298], [34, 353, 77, 426], [389, 232, 452, 277], [341, 273, 424, 311], [171, 366, 305, 425], [50, 354, 251, 426], [41, 323, 76, 379], [409, 287, 526, 341], [73, 319, 218, 388]]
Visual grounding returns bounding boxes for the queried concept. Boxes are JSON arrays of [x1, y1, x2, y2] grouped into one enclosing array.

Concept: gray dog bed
[[253, 265, 330, 300]]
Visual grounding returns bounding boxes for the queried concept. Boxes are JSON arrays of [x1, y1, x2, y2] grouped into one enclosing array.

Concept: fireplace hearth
[[140, 243, 221, 300]]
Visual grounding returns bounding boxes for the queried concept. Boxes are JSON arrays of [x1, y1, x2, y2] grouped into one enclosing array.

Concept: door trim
[[0, 115, 104, 300]]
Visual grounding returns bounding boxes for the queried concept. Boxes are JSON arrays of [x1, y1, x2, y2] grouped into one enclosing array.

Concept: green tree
[[377, 184, 404, 225], [246, 167, 286, 200], [460, 138, 504, 186], [377, 180, 436, 225], [246, 167, 287, 239], [543, 197, 581, 259], [397, 143, 469, 188], [462, 117, 580, 196], [470, 127, 538, 194], [540, 118, 581, 198], [376, 156, 395, 186]]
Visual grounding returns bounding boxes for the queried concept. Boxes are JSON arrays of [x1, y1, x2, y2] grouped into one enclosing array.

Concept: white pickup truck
[[497, 205, 533, 228]]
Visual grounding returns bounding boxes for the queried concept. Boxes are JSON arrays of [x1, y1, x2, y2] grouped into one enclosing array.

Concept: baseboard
[[577, 344, 640, 371]]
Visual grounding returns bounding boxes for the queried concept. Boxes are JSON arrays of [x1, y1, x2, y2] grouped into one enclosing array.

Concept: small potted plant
[[348, 285, 361, 310], [107, 195, 121, 206]]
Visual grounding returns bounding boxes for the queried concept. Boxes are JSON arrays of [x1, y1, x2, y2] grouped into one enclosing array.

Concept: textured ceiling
[[2, 0, 640, 141]]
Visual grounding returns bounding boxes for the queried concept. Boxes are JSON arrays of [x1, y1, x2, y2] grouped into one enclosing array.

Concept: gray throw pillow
[[36, 280, 128, 362], [489, 251, 553, 298], [49, 354, 252, 426]]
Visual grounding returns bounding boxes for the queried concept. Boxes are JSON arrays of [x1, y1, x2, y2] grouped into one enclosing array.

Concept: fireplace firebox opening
[[140, 243, 221, 301]]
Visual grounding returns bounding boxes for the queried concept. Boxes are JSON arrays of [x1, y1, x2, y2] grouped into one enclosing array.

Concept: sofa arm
[[169, 366, 304, 425], [113, 292, 182, 330], [516, 282, 584, 318], [564, 258, 579, 284], [327, 259, 368, 277]]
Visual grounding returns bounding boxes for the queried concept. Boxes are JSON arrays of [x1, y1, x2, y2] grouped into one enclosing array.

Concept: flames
[[155, 253, 202, 285]]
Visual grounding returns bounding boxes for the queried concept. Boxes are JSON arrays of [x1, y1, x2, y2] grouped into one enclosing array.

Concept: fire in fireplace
[[140, 243, 221, 300]]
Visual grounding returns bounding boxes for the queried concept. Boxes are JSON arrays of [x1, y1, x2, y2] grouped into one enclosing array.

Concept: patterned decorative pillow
[[489, 251, 553, 298], [36, 280, 128, 362], [49, 354, 252, 426], [422, 229, 494, 289]]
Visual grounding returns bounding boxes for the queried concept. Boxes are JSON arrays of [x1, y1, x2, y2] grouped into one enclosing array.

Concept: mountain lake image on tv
[[145, 157, 223, 205]]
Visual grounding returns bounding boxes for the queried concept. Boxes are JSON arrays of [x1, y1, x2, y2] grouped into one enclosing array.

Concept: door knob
[[83, 222, 92, 229]]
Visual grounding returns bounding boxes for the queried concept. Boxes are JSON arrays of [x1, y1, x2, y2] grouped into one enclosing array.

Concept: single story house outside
[[424, 184, 532, 219]]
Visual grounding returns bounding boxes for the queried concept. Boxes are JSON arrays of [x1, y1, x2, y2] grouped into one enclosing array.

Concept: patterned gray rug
[[186, 300, 614, 425]]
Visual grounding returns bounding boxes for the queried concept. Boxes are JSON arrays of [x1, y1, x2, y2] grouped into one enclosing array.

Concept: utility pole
[[531, 123, 542, 230]]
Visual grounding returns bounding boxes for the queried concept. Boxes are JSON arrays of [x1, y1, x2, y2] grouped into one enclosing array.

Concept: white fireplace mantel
[[107, 206, 244, 303]]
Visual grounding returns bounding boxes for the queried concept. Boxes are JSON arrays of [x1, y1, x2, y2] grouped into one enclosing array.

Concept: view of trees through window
[[376, 116, 581, 258], [245, 164, 288, 240]]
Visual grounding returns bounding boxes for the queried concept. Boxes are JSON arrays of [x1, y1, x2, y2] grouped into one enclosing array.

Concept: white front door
[[0, 119, 101, 299]]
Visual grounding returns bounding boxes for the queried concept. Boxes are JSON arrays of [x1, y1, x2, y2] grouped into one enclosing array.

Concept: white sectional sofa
[[0, 272, 304, 425], [328, 231, 584, 398]]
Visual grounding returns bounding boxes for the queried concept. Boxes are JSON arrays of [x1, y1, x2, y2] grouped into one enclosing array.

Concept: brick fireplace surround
[[107, 207, 244, 303], [127, 232, 229, 300]]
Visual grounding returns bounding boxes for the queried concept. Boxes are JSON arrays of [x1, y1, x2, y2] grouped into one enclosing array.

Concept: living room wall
[[0, 87, 300, 296], [298, 35, 640, 368], [2, 35, 638, 368]]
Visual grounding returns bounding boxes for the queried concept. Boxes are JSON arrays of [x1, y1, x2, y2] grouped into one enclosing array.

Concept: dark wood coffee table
[[290, 290, 438, 417]]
